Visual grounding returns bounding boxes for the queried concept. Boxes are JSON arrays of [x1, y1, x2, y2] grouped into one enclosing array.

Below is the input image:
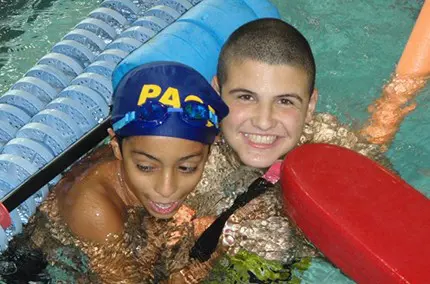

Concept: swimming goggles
[[112, 100, 219, 132]]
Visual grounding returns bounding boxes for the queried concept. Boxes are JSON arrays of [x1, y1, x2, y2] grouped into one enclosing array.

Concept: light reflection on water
[[0, 0, 101, 94]]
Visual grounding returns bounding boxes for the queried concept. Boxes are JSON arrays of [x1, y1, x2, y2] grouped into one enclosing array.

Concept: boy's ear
[[305, 88, 319, 123], [107, 128, 123, 160], [211, 76, 221, 95], [214, 134, 222, 143]]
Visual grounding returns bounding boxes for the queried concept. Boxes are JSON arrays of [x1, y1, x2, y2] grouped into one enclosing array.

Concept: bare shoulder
[[58, 162, 125, 243]]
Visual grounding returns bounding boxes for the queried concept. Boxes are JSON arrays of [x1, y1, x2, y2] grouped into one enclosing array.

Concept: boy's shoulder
[[58, 160, 125, 243]]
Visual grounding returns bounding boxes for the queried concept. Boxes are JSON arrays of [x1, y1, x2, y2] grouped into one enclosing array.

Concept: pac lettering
[[184, 95, 203, 103], [207, 105, 216, 127], [137, 84, 161, 105], [159, 87, 180, 108]]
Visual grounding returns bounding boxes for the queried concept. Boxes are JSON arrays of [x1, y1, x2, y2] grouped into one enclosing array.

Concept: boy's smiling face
[[216, 59, 318, 168]]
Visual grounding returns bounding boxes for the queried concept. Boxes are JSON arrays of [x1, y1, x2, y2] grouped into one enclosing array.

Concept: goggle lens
[[183, 102, 209, 124]]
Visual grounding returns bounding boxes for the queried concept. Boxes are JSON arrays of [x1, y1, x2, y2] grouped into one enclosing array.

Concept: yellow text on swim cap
[[137, 84, 180, 108]]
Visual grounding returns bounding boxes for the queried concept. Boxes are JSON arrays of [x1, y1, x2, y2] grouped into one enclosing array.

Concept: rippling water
[[0, 0, 101, 94]]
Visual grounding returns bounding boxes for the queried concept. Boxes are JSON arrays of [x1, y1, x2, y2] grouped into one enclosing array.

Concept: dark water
[[0, 0, 57, 67], [0, 0, 100, 94]]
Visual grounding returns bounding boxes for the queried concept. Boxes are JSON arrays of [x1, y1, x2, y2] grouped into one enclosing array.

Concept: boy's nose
[[251, 104, 276, 130], [154, 171, 176, 198]]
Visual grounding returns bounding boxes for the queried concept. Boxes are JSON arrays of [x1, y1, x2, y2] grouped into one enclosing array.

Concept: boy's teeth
[[150, 201, 180, 214], [244, 133, 277, 144], [154, 202, 174, 209]]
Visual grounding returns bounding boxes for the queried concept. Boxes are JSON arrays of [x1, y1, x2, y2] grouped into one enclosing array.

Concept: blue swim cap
[[111, 61, 229, 145]]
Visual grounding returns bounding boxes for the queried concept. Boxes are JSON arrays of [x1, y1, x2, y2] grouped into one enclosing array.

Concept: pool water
[[0, 0, 428, 283], [0, 0, 101, 94]]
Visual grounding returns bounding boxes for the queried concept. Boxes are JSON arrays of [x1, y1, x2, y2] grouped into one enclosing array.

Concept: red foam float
[[0, 202, 11, 229], [281, 143, 430, 284]]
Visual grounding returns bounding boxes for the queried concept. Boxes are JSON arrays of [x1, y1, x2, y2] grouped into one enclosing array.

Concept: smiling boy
[[213, 18, 318, 169]]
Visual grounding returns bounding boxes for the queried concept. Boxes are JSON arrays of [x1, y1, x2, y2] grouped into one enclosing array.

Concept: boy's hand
[[163, 215, 224, 284]]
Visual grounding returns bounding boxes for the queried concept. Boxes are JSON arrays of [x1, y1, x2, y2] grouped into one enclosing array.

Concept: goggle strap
[[167, 108, 183, 113], [113, 111, 136, 131], [209, 111, 219, 127]]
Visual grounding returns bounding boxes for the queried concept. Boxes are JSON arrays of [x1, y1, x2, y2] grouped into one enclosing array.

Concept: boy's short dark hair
[[217, 18, 316, 95]]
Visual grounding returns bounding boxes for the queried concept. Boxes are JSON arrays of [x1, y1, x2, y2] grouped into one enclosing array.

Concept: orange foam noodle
[[396, 0, 430, 77]]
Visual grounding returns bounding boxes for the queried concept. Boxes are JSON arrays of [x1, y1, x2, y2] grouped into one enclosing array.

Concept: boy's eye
[[237, 94, 254, 101], [178, 165, 198, 173], [279, 98, 293, 105], [137, 164, 154, 172]]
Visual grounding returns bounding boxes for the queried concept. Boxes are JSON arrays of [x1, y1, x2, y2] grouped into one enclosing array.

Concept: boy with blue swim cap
[[55, 61, 229, 280], [0, 61, 229, 283], [106, 61, 228, 221]]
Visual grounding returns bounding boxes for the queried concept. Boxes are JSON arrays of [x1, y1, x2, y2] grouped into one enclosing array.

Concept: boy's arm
[[56, 183, 156, 283], [221, 187, 318, 264], [0, 211, 99, 283], [165, 216, 224, 284], [303, 113, 395, 170]]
